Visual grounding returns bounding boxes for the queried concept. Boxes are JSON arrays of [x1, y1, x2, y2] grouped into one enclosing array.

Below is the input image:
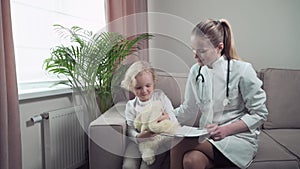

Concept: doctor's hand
[[206, 124, 231, 141]]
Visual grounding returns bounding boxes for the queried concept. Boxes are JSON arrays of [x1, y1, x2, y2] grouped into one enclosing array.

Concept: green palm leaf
[[43, 24, 153, 117]]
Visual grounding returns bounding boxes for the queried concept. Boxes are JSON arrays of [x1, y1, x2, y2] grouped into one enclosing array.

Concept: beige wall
[[148, 0, 300, 73]]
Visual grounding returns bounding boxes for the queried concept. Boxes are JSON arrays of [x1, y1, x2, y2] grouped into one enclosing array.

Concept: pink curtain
[[105, 0, 149, 61], [0, 0, 22, 168]]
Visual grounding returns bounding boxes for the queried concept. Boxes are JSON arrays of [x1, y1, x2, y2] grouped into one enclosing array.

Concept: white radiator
[[36, 107, 87, 169]]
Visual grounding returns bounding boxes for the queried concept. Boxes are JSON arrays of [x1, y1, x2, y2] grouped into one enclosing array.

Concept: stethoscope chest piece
[[223, 98, 230, 106]]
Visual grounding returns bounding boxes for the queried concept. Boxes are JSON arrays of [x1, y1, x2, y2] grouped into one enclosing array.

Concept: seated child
[[121, 61, 178, 169]]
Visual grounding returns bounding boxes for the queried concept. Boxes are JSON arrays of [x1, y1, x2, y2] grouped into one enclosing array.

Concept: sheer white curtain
[[105, 0, 149, 61]]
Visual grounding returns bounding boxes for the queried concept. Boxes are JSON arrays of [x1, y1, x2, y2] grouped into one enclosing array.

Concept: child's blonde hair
[[121, 61, 156, 93]]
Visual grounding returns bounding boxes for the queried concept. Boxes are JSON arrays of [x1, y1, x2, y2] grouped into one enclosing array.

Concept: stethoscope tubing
[[196, 59, 230, 98]]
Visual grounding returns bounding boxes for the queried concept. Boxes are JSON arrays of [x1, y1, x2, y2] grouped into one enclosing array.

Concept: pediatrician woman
[[170, 19, 269, 169]]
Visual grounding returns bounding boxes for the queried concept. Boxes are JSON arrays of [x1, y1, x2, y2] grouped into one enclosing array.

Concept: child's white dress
[[123, 89, 177, 169]]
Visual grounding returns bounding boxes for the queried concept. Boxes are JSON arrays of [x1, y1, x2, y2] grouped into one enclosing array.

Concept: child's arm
[[125, 101, 139, 142], [160, 90, 178, 122], [125, 100, 156, 143], [136, 130, 156, 143]]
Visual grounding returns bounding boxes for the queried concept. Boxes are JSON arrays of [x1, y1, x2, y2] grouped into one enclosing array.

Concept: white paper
[[162, 125, 210, 138]]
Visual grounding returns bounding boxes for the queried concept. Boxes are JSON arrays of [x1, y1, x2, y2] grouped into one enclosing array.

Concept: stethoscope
[[196, 58, 231, 106]]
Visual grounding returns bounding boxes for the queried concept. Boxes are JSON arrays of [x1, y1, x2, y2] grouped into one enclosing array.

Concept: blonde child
[[121, 60, 178, 169]]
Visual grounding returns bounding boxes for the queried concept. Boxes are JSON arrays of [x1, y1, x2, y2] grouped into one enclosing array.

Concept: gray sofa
[[88, 68, 300, 169]]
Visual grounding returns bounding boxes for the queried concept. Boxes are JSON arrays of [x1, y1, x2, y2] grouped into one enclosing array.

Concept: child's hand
[[136, 130, 156, 143], [157, 112, 170, 122]]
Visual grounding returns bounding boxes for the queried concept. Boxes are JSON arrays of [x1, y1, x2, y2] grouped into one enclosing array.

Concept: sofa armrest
[[88, 102, 127, 169]]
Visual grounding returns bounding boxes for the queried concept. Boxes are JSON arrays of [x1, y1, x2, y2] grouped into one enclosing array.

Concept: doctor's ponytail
[[192, 19, 240, 60], [219, 19, 239, 60]]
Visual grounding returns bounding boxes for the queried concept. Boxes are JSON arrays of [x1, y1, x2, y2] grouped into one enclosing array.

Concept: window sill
[[18, 81, 73, 101]]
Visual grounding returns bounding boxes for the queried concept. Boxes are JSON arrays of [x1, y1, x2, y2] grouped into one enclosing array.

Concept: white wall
[[20, 94, 73, 169], [148, 0, 300, 73]]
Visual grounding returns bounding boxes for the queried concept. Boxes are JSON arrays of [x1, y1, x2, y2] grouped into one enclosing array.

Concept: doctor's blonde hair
[[121, 61, 156, 93], [192, 18, 240, 60]]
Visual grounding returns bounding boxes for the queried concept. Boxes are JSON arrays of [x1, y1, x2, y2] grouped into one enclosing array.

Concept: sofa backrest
[[260, 68, 300, 129], [155, 71, 188, 108]]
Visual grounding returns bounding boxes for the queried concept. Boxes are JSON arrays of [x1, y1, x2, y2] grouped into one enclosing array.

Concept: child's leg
[[122, 141, 141, 169], [140, 139, 172, 169]]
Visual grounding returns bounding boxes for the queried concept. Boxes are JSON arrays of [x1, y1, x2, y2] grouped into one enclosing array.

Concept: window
[[11, 0, 106, 84]]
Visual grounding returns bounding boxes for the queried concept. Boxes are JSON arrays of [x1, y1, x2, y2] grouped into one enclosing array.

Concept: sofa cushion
[[213, 132, 299, 169], [264, 129, 300, 159], [156, 71, 188, 108], [260, 68, 300, 129], [247, 131, 299, 169]]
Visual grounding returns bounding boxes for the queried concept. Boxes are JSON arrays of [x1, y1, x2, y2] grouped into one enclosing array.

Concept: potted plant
[[44, 24, 152, 120]]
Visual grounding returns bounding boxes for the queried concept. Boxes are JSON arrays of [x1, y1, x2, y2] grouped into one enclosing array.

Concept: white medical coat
[[174, 56, 268, 168]]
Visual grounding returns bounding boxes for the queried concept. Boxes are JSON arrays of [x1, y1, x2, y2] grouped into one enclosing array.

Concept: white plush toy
[[134, 100, 179, 165]]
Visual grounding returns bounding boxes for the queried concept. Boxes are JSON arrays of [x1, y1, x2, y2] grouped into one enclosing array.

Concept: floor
[[77, 162, 89, 169]]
